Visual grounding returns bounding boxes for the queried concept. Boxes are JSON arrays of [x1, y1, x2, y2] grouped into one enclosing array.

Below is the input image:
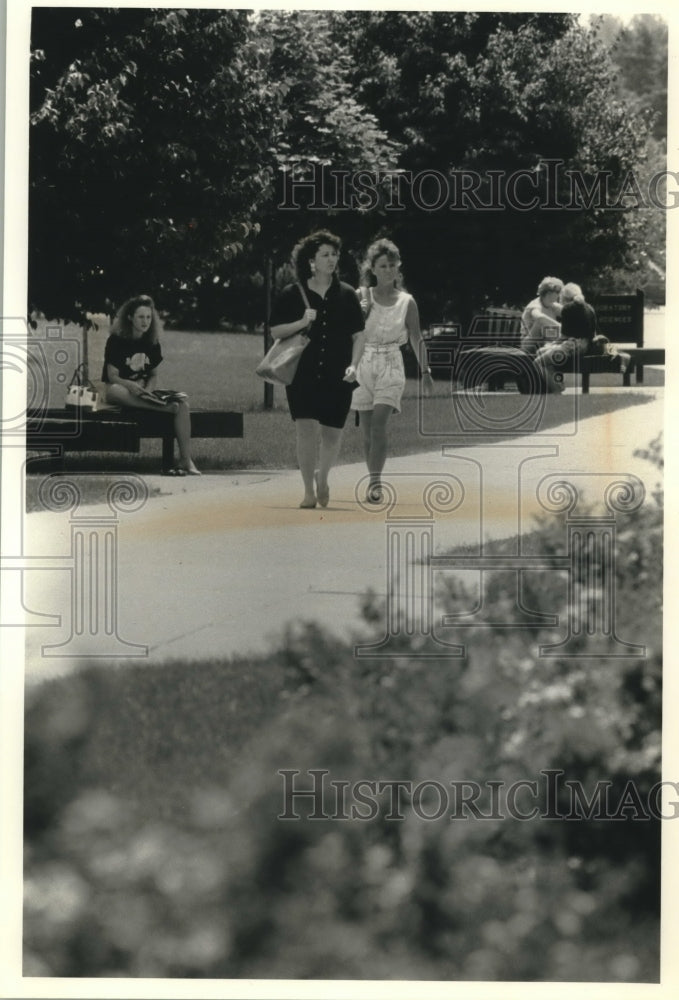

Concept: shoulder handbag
[[256, 284, 312, 386], [65, 363, 99, 411]]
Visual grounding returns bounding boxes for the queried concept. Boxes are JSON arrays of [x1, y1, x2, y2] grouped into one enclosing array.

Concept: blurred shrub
[[24, 442, 663, 979]]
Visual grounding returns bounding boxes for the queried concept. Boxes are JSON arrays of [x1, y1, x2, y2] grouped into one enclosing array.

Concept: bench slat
[[26, 416, 140, 453], [26, 407, 243, 470]]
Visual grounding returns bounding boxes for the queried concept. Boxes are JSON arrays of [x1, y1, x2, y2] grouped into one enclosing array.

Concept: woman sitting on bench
[[533, 283, 597, 393], [102, 294, 200, 475], [520, 276, 563, 356]]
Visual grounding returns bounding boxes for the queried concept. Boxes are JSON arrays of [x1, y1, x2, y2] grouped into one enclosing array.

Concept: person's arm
[[143, 368, 159, 391], [529, 304, 560, 326], [531, 306, 560, 330], [269, 284, 315, 340], [271, 312, 316, 340], [350, 329, 366, 367], [105, 364, 148, 398], [405, 297, 434, 385], [528, 305, 561, 343], [343, 285, 367, 381], [356, 286, 372, 319], [344, 329, 366, 381]]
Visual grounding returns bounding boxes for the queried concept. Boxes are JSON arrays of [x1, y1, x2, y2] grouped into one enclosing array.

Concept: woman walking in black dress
[[270, 231, 365, 508]]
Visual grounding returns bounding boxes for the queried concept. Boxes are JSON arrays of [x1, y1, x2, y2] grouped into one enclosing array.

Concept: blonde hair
[[360, 238, 403, 288], [562, 282, 585, 304], [111, 294, 162, 343], [537, 276, 563, 298]]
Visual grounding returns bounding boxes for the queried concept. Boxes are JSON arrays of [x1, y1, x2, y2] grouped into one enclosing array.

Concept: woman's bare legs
[[361, 404, 392, 495], [294, 420, 344, 507], [295, 419, 320, 506], [360, 410, 372, 465], [316, 425, 343, 505], [105, 385, 200, 472], [173, 400, 200, 473]]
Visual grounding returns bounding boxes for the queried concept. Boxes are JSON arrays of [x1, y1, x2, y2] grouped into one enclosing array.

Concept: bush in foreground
[[23, 443, 663, 980]]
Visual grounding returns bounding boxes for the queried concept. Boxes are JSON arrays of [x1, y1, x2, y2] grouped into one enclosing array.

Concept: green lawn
[[25, 319, 662, 504]]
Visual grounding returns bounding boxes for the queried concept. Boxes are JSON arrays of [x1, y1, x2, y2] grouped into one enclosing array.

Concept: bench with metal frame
[[424, 291, 664, 393], [580, 290, 663, 393]]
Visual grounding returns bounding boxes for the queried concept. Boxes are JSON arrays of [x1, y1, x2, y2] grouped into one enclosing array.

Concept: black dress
[[271, 279, 364, 428]]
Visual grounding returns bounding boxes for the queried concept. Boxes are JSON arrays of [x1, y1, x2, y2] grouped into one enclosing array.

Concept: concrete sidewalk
[[21, 387, 664, 682]]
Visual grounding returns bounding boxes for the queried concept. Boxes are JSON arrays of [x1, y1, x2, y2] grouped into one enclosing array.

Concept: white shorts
[[352, 349, 406, 412]]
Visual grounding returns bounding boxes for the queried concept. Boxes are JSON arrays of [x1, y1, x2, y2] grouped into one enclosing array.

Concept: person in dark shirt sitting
[[102, 294, 200, 475], [534, 282, 596, 393]]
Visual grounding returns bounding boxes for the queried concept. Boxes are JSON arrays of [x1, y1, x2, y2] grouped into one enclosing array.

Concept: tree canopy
[[594, 14, 667, 142], [329, 11, 654, 321], [29, 9, 662, 325], [30, 8, 277, 319], [586, 13, 667, 298]]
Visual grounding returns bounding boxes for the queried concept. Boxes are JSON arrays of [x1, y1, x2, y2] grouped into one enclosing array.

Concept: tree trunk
[[264, 255, 274, 410]]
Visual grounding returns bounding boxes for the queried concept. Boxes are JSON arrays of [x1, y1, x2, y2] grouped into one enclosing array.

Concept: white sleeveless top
[[362, 288, 412, 348]]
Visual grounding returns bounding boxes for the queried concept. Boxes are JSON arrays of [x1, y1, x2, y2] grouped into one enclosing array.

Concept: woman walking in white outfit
[[352, 239, 434, 502]]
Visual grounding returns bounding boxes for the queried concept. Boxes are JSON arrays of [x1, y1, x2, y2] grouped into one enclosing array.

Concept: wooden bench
[[580, 290, 664, 392], [26, 406, 244, 471], [439, 310, 533, 391], [435, 293, 664, 394], [417, 311, 524, 384]]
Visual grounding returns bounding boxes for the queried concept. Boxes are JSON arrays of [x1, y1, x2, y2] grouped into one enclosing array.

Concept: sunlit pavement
[[21, 385, 665, 683]]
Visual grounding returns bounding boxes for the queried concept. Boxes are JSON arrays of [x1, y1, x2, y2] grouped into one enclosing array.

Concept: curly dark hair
[[291, 230, 342, 282], [111, 294, 162, 343]]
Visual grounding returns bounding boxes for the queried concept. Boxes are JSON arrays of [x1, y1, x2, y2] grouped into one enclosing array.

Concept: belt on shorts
[[362, 343, 403, 354]]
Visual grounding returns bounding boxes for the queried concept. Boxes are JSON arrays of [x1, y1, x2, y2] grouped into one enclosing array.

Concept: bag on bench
[[65, 363, 99, 411]]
